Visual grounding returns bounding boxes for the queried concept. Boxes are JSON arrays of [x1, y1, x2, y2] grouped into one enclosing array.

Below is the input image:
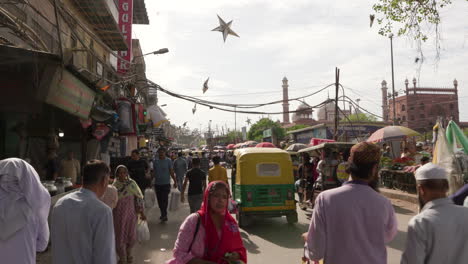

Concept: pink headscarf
[[198, 181, 247, 263]]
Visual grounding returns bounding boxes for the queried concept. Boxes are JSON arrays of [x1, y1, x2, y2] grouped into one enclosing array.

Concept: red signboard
[[309, 138, 335, 146], [117, 0, 133, 73]]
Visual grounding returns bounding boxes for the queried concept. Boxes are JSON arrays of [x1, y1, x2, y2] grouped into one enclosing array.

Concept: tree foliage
[[372, 0, 458, 61], [373, 0, 452, 41], [247, 118, 286, 142], [286, 124, 310, 131], [345, 113, 378, 122], [226, 130, 242, 143]]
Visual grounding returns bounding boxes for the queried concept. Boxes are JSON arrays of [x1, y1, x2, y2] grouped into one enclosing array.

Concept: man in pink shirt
[[303, 142, 398, 264]]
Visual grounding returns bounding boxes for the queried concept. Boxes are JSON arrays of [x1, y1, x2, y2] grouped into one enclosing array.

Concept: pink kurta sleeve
[[166, 213, 205, 264], [305, 194, 326, 261]]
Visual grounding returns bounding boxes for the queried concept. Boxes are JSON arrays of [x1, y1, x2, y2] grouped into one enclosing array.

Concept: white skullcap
[[415, 163, 447, 180]]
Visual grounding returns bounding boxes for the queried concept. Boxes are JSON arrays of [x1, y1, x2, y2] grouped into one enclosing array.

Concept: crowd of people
[[2, 142, 468, 264], [302, 142, 468, 264]]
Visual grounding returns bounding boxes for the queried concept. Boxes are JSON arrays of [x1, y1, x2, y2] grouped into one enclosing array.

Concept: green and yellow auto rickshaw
[[233, 148, 298, 227]]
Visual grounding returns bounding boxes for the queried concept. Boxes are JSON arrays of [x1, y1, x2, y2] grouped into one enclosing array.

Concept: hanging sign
[[117, 0, 133, 73]]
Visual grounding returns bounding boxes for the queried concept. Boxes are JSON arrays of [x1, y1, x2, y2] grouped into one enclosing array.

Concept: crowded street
[[131, 183, 418, 264], [36, 171, 419, 264], [1, 0, 468, 264]]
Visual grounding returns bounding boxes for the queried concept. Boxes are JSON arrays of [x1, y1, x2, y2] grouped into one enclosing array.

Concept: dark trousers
[[154, 184, 171, 217]]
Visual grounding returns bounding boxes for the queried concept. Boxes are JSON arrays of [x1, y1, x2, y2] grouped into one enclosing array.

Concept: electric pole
[[334, 67, 340, 141]]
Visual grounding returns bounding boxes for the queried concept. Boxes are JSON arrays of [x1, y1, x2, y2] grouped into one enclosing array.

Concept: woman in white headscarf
[[0, 158, 51, 263]]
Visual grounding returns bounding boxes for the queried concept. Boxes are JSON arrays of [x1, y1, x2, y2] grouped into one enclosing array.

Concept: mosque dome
[[317, 101, 336, 121], [292, 102, 313, 122]]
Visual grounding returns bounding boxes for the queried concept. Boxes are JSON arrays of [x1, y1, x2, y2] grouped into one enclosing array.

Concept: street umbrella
[[286, 143, 308, 152], [255, 142, 276, 148], [226, 144, 236, 149], [367, 126, 421, 143], [234, 143, 243, 149], [243, 141, 258, 147]]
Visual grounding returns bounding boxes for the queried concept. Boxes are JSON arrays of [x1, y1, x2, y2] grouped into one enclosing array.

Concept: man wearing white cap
[[401, 163, 468, 264]]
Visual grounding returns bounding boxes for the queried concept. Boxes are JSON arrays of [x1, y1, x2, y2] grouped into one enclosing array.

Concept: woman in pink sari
[[113, 165, 145, 264], [167, 181, 247, 264]]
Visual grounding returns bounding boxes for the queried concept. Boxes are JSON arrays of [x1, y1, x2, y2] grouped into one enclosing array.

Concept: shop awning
[[46, 69, 96, 119]]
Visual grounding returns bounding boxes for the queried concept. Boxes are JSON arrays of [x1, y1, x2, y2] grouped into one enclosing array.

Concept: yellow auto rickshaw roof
[[234, 147, 289, 157]]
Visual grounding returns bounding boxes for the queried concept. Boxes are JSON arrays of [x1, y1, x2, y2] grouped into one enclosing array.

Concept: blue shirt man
[[173, 152, 188, 192], [153, 148, 177, 222]]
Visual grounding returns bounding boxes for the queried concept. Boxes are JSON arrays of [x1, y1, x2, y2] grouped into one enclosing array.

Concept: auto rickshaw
[[288, 151, 300, 180], [233, 148, 298, 227], [298, 142, 354, 206]]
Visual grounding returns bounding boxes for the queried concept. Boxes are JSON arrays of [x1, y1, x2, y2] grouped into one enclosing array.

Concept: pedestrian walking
[[51, 160, 116, 264], [200, 152, 210, 175], [174, 152, 188, 192], [113, 165, 146, 264], [187, 152, 193, 170], [303, 142, 397, 264], [127, 149, 149, 192], [0, 158, 51, 264], [295, 153, 314, 204], [208, 156, 228, 184], [153, 147, 178, 222], [181, 158, 206, 213], [167, 181, 247, 264], [59, 150, 81, 184], [401, 163, 468, 264]]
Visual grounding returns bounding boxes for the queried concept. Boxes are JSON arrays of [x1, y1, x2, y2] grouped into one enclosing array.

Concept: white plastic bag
[[169, 189, 181, 211], [144, 188, 156, 209], [137, 220, 150, 242]]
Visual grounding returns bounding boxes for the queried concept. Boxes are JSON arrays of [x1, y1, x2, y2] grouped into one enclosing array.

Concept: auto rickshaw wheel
[[286, 212, 298, 224]]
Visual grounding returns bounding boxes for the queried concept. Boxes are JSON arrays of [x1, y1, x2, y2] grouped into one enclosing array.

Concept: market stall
[[368, 126, 422, 193], [379, 157, 418, 193]]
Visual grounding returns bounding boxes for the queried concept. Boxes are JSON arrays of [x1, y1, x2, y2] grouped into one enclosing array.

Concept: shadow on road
[[242, 217, 309, 250], [240, 231, 261, 254], [388, 230, 407, 252], [393, 204, 416, 215]]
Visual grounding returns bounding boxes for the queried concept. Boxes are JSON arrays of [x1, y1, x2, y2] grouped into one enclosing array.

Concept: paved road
[[133, 192, 417, 264]]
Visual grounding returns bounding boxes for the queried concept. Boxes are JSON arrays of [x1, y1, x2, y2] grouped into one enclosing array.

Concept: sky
[[133, 0, 468, 135]]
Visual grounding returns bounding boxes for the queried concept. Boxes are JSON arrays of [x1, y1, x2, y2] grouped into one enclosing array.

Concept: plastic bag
[[144, 188, 156, 209], [137, 220, 150, 242], [169, 189, 181, 211]]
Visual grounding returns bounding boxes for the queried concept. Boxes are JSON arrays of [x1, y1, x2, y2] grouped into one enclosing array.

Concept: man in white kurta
[[401, 163, 468, 264]]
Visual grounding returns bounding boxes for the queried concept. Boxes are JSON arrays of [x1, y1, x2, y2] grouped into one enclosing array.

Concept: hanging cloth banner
[[148, 105, 168, 127], [446, 120, 468, 154], [433, 122, 464, 195]]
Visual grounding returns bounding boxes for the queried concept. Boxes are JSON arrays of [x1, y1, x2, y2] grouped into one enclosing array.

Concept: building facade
[[383, 78, 459, 132], [0, 0, 149, 179]]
